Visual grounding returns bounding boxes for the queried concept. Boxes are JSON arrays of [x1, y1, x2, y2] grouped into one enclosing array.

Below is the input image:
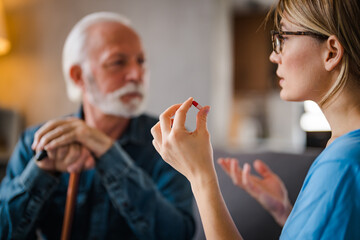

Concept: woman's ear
[[324, 35, 344, 71], [69, 65, 85, 89]]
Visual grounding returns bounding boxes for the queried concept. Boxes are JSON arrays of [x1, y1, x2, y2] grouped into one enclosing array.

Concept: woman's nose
[[269, 51, 281, 64]]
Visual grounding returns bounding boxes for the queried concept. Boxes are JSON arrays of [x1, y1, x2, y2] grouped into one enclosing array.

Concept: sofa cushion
[[193, 149, 320, 240]]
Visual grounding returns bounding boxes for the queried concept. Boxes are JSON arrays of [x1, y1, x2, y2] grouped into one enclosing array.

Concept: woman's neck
[[321, 87, 360, 146]]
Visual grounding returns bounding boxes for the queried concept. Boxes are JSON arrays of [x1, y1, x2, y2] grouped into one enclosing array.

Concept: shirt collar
[[118, 115, 148, 145]]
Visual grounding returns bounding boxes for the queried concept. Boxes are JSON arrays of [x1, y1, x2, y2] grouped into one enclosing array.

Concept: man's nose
[[125, 64, 142, 83]]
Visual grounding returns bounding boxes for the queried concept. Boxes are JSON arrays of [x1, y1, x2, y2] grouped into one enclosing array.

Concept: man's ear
[[69, 65, 85, 89], [324, 35, 344, 71]]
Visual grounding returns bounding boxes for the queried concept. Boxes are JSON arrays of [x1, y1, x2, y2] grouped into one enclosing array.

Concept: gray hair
[[62, 12, 131, 102]]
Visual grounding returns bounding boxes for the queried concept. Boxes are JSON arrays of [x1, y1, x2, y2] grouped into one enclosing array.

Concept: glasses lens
[[275, 35, 281, 53], [271, 31, 281, 54]]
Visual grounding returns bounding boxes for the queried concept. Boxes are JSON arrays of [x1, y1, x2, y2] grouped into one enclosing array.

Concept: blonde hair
[[271, 0, 360, 106]]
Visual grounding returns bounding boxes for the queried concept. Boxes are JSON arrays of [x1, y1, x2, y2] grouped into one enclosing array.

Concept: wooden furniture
[[0, 108, 22, 164]]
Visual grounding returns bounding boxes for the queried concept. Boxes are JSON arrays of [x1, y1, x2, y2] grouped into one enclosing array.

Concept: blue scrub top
[[281, 129, 360, 239]]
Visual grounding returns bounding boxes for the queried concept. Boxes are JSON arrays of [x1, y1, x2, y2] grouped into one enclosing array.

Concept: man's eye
[[112, 60, 126, 66], [137, 58, 145, 65]]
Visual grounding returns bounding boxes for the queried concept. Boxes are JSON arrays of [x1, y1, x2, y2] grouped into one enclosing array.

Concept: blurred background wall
[[0, 0, 328, 163]]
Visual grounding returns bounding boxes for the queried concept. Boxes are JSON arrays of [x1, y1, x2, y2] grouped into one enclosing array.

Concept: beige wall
[[0, 0, 77, 127], [0, 0, 226, 131]]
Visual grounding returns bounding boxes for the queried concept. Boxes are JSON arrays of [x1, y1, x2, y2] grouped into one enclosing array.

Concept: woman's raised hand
[[152, 97, 244, 240], [151, 97, 214, 185]]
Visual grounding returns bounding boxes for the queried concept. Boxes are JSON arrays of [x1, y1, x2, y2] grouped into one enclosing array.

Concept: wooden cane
[[61, 172, 80, 240]]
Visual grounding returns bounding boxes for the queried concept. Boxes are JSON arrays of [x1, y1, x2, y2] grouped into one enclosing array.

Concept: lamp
[[0, 0, 10, 55]]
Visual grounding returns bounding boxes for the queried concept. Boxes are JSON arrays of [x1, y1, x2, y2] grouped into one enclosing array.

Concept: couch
[[192, 149, 321, 240]]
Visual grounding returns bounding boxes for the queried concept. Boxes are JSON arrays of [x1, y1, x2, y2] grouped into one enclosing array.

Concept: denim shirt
[[0, 109, 195, 240]]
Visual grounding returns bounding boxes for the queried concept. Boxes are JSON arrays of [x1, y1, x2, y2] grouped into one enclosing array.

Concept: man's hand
[[32, 117, 114, 173], [35, 143, 94, 173], [217, 158, 292, 226]]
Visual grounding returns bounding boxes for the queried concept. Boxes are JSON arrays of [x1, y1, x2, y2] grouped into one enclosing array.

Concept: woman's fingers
[[152, 139, 161, 154], [253, 159, 274, 178], [151, 122, 162, 144], [230, 160, 240, 185], [218, 158, 244, 187], [156, 97, 204, 139], [218, 158, 239, 174], [159, 103, 182, 137], [243, 163, 262, 196], [196, 105, 210, 133], [172, 97, 193, 131]]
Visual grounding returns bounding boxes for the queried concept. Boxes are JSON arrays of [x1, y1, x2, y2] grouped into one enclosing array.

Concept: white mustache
[[106, 83, 144, 100]]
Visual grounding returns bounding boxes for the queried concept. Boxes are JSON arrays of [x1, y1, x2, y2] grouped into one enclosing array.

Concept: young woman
[[151, 0, 360, 239]]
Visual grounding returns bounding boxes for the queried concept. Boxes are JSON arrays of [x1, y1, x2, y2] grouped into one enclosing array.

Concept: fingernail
[[188, 97, 194, 104], [244, 163, 251, 171], [204, 106, 210, 114]]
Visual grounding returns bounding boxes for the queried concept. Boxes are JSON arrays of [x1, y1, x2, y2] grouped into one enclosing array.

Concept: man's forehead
[[88, 21, 139, 41], [86, 21, 144, 56]]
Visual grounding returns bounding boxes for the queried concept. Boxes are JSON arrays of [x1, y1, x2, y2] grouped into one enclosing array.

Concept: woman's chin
[[279, 91, 296, 102]]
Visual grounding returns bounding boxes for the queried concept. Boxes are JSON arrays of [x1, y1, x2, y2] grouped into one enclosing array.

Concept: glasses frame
[[271, 30, 328, 54]]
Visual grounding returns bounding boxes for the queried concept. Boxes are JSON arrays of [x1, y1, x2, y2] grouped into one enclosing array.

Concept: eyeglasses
[[271, 30, 328, 54]]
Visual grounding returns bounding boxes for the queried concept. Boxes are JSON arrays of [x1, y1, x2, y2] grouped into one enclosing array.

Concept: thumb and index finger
[[172, 97, 210, 132], [172, 97, 194, 131], [157, 97, 210, 136]]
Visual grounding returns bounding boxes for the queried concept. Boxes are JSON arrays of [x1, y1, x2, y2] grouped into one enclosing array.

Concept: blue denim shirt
[[0, 109, 195, 240]]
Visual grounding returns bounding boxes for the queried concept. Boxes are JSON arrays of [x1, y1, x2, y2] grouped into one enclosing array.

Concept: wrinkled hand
[[217, 158, 292, 226], [32, 117, 113, 173], [151, 97, 214, 186], [36, 143, 93, 173]]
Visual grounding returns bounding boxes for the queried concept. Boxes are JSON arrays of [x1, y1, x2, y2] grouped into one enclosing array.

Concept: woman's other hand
[[218, 158, 292, 226]]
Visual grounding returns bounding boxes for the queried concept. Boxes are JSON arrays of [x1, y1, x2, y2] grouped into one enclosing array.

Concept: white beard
[[84, 74, 148, 118]]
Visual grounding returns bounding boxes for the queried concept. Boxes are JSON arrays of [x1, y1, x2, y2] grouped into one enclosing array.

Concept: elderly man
[[0, 12, 194, 240]]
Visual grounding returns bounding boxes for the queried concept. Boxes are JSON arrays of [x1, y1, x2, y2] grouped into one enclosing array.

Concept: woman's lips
[[279, 78, 284, 87]]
